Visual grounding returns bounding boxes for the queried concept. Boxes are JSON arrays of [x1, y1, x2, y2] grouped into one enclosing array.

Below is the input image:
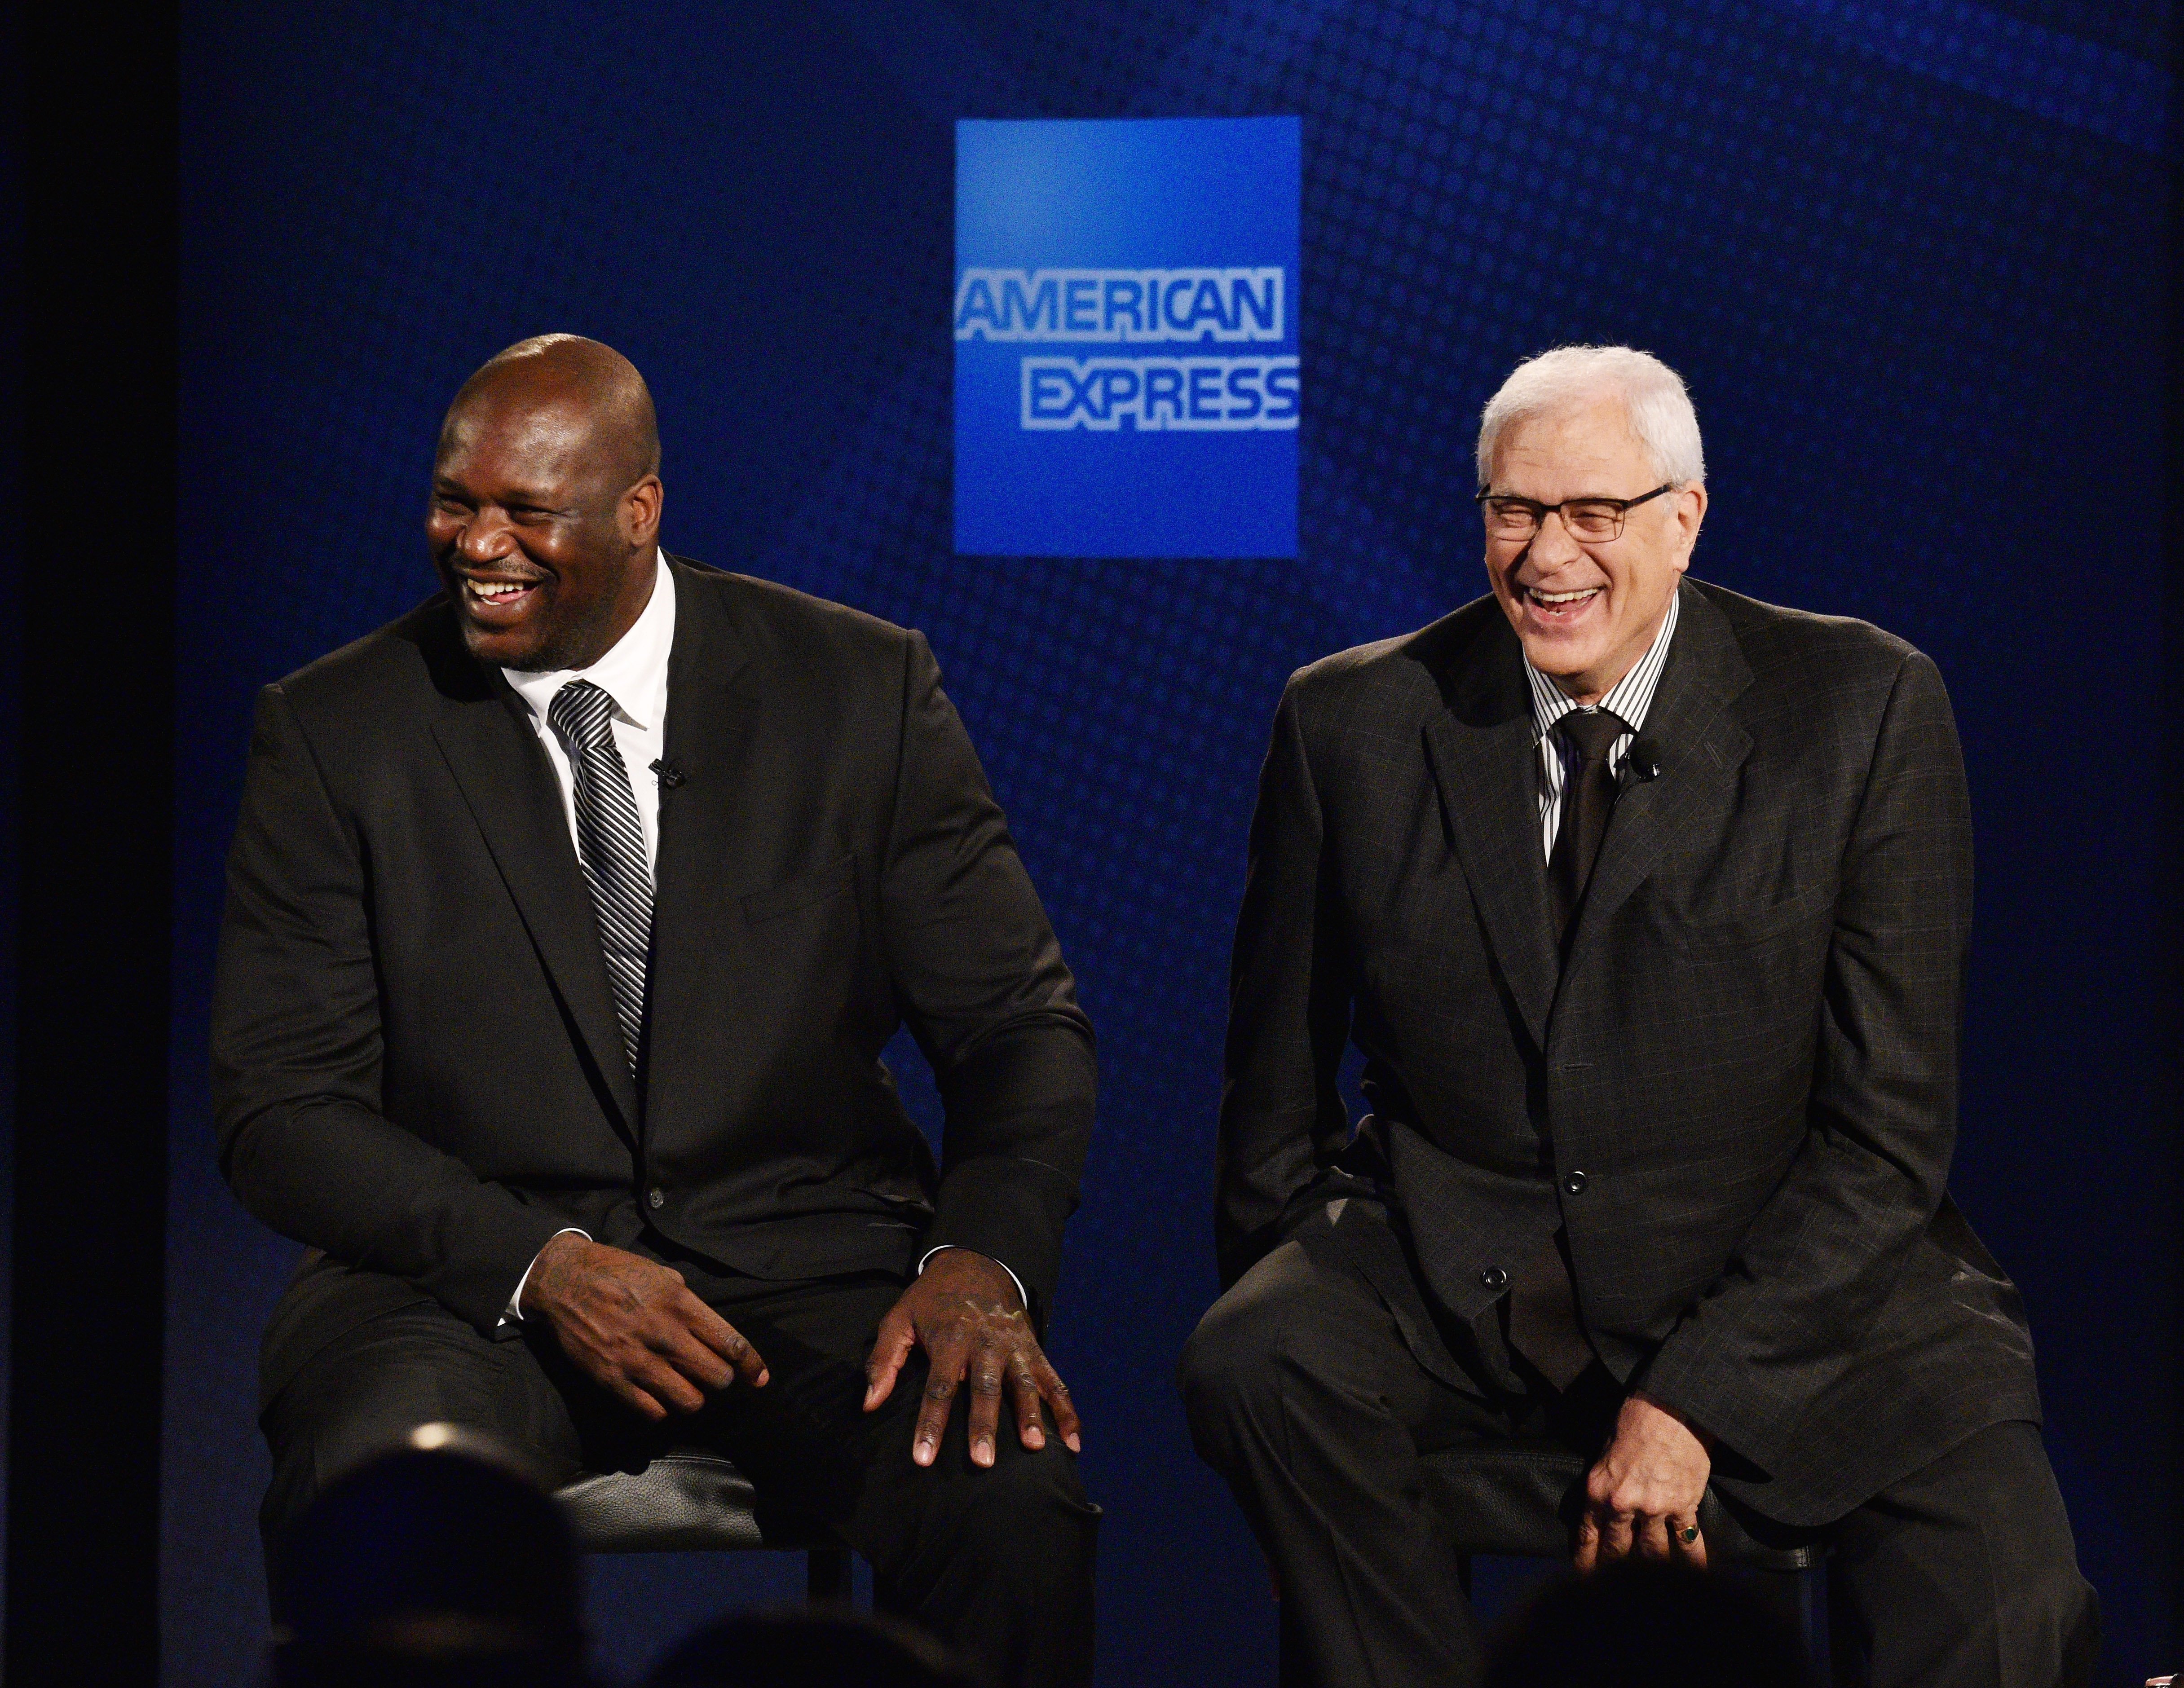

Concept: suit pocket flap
[[1679, 879, 1837, 951], [741, 854, 856, 925]]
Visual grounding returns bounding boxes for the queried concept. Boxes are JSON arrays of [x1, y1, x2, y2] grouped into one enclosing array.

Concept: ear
[[1674, 482, 1707, 563], [620, 474, 664, 549]]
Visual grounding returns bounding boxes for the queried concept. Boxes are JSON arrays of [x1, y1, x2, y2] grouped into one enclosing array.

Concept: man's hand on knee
[[524, 1234, 767, 1421], [863, 1250, 1083, 1471], [1574, 1391, 1712, 1573]]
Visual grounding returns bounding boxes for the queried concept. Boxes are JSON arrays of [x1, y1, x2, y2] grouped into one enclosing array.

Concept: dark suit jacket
[[214, 555, 1096, 1407], [1218, 577, 2038, 1526]]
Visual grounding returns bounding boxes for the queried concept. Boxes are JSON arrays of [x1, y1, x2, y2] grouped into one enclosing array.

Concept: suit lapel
[[645, 562, 762, 1105], [1560, 582, 1754, 985], [427, 647, 642, 1131], [1422, 620, 1559, 1050]]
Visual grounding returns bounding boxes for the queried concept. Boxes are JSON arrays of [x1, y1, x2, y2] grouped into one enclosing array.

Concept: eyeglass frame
[[1473, 481, 1676, 542]]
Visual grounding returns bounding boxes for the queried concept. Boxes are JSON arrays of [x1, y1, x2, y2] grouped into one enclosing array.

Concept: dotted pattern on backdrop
[[168, 1, 2173, 1682]]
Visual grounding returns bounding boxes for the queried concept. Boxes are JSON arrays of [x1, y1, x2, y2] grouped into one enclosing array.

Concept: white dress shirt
[[497, 551, 675, 1320], [1524, 588, 1680, 860], [503, 550, 677, 871], [496, 550, 1019, 1316]]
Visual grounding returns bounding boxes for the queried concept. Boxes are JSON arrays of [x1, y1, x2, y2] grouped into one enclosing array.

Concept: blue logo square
[[954, 117, 1301, 559]]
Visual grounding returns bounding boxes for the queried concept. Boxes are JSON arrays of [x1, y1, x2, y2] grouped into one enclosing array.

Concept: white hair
[[1475, 344, 1705, 490]]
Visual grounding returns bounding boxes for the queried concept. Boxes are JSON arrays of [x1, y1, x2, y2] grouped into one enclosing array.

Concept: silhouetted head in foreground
[[647, 1608, 981, 1688], [1486, 1559, 1808, 1688], [271, 1426, 588, 1688]]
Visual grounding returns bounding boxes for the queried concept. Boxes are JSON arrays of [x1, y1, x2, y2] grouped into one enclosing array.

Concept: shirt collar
[[1524, 586, 1680, 740], [503, 550, 676, 731]]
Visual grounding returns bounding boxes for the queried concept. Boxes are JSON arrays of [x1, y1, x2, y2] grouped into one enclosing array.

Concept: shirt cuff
[[499, 1228, 591, 1325], [917, 1244, 1028, 1309]]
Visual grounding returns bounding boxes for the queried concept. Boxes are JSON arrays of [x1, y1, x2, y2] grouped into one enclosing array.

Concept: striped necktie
[[546, 679, 654, 1072]]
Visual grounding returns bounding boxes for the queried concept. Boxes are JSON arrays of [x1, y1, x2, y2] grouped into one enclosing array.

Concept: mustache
[[445, 562, 550, 585]]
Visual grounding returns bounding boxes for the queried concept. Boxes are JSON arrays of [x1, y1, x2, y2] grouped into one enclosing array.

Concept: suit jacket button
[[1563, 1170, 1588, 1195], [648, 1187, 665, 1209], [1480, 1266, 1509, 1290]]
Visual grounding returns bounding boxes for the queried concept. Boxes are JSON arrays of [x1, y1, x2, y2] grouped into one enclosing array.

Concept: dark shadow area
[[647, 1608, 980, 1688], [0, 0, 22, 1624], [6, 8, 177, 1685], [1484, 1559, 1808, 1688]]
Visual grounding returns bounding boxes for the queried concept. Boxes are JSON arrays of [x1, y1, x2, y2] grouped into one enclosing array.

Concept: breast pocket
[[741, 854, 857, 926], [1676, 878, 1837, 958]]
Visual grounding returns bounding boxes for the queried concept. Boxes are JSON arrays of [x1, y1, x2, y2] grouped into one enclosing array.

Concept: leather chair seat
[[556, 1450, 852, 1597]]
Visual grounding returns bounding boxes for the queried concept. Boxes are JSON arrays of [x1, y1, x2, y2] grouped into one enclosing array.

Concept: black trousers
[[1178, 1202, 2098, 1688], [261, 1247, 1099, 1688]]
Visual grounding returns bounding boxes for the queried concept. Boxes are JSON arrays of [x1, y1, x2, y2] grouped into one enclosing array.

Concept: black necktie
[[1505, 707, 1631, 1392], [1547, 708, 1629, 947], [547, 680, 654, 1072]]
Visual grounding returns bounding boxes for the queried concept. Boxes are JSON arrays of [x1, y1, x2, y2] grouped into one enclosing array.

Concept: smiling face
[[1483, 394, 1706, 703], [426, 354, 663, 673]]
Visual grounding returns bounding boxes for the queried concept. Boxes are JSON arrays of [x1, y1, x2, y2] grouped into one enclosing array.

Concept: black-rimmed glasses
[[1474, 482, 1673, 542]]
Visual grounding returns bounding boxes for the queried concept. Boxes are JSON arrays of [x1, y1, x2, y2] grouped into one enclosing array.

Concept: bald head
[[426, 335, 667, 672], [442, 334, 660, 492]]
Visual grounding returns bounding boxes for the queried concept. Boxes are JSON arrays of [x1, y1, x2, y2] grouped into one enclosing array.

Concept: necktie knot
[[547, 679, 617, 750], [1547, 706, 1632, 955], [1557, 707, 1628, 765]]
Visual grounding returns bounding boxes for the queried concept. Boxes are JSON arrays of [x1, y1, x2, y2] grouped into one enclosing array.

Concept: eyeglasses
[[1474, 483, 1674, 542]]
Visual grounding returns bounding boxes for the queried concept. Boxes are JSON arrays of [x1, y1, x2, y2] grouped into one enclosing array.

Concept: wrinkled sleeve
[[212, 684, 567, 1333], [1215, 677, 1355, 1287], [880, 634, 1098, 1323], [1639, 652, 1972, 1467]]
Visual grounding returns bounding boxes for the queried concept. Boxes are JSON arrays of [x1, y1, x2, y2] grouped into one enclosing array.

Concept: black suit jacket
[[215, 556, 1096, 1406], [1218, 577, 2038, 1525]]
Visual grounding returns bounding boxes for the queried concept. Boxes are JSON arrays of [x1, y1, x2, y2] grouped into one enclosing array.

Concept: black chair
[[557, 1450, 854, 1602], [1419, 1441, 1829, 1657]]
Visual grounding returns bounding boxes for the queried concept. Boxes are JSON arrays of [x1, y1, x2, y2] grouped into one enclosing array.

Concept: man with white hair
[[1180, 346, 2096, 1685]]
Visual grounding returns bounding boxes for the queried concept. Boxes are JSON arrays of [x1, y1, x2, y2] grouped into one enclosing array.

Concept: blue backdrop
[[166, 2, 2174, 1682]]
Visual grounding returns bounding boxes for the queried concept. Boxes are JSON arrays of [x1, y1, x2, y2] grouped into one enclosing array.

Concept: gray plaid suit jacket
[[1217, 576, 2041, 1526]]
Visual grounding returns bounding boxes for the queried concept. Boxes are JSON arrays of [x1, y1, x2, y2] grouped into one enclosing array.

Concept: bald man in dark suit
[[215, 337, 1099, 1688]]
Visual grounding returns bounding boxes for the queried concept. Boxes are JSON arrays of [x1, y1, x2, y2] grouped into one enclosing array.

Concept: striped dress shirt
[[1524, 590, 1680, 861]]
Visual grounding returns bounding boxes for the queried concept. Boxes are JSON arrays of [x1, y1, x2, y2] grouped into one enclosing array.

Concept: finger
[[1573, 1508, 1600, 1574], [1637, 1511, 1673, 1560], [682, 1295, 768, 1386], [620, 1384, 670, 1423], [1006, 1352, 1046, 1451], [966, 1345, 1006, 1468], [649, 1319, 735, 1393], [1671, 1518, 1707, 1570], [601, 1365, 671, 1422], [1034, 1356, 1083, 1452], [1599, 1507, 1636, 1562], [572, 1342, 671, 1422], [633, 1356, 708, 1415], [864, 1312, 916, 1412], [913, 1340, 968, 1468]]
